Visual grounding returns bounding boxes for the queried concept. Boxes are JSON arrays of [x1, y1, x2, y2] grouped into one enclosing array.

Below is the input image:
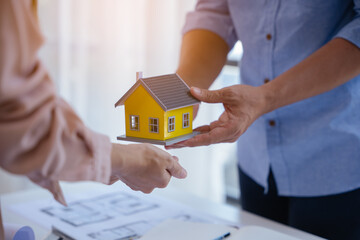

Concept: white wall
[[0, 0, 240, 204]]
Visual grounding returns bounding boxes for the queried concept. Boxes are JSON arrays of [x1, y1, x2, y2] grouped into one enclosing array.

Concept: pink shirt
[[0, 0, 112, 237]]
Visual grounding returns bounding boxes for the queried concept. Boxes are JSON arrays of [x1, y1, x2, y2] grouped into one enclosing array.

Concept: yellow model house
[[115, 72, 200, 145]]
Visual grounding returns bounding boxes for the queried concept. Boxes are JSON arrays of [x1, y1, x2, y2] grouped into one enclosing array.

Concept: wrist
[[111, 143, 126, 175], [257, 83, 277, 115]]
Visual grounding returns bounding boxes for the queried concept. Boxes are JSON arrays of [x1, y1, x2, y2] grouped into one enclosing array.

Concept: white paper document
[[140, 219, 300, 240], [139, 219, 237, 240], [230, 226, 301, 240], [9, 186, 237, 240]]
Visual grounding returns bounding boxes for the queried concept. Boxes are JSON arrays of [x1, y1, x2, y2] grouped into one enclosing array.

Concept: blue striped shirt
[[183, 0, 360, 196]]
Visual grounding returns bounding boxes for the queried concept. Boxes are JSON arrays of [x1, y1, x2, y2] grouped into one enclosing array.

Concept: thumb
[[167, 157, 187, 179], [190, 87, 223, 103]]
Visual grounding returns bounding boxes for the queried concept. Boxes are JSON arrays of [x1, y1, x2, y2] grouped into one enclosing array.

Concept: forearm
[[260, 38, 360, 114], [0, 0, 112, 199], [168, 38, 360, 149], [176, 30, 229, 89]]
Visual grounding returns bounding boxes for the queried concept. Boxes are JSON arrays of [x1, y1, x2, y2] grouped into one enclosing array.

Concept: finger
[[209, 120, 224, 130], [190, 87, 224, 103], [169, 114, 227, 149], [165, 135, 202, 149], [166, 157, 187, 179], [165, 143, 186, 149], [168, 118, 231, 149], [193, 125, 211, 133], [141, 188, 155, 194], [165, 127, 210, 149], [159, 171, 171, 188], [150, 148, 186, 178], [218, 111, 230, 123], [179, 126, 232, 147]]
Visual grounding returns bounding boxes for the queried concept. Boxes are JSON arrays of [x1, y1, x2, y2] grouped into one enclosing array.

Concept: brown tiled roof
[[115, 74, 199, 111]]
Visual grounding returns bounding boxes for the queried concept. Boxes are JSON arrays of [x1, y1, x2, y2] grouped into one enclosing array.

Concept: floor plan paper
[[8, 186, 238, 240]]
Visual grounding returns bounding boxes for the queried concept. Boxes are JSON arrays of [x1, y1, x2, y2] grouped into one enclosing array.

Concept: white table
[[1, 182, 324, 240]]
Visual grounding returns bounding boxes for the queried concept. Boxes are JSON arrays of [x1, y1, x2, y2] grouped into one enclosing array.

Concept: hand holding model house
[[166, 84, 266, 149]]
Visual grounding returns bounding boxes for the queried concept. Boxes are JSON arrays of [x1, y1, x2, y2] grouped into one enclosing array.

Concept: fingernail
[[191, 87, 201, 95], [180, 168, 187, 178]]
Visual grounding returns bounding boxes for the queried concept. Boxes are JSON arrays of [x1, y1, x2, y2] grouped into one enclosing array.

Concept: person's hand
[[110, 143, 187, 193], [166, 85, 267, 148]]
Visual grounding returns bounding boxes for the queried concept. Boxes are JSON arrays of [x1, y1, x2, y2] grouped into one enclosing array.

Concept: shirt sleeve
[[182, 0, 238, 49], [0, 0, 112, 205], [334, 0, 360, 48]]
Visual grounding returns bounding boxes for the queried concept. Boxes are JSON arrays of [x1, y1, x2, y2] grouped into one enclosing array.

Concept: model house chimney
[[136, 71, 143, 81]]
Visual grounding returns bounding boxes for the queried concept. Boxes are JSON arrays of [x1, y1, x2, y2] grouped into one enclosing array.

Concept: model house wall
[[124, 85, 164, 140], [124, 85, 194, 140], [164, 106, 193, 140]]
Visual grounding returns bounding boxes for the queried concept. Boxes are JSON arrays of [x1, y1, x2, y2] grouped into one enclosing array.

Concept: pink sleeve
[[0, 0, 112, 205]]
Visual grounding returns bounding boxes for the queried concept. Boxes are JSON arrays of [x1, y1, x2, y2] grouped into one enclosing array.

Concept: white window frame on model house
[[149, 118, 159, 133], [168, 116, 175, 132], [130, 115, 139, 131], [182, 113, 190, 128]]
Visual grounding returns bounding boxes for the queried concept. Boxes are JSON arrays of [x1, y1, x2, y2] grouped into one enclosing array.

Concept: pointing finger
[[166, 158, 187, 179]]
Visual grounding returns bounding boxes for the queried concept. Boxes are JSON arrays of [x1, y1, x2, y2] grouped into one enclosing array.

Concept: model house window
[[149, 118, 159, 133], [130, 115, 139, 131], [168, 116, 175, 132], [183, 113, 190, 128]]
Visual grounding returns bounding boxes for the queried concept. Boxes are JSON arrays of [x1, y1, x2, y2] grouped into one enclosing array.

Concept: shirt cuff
[[333, 17, 360, 49], [27, 131, 112, 206], [90, 130, 112, 185], [182, 11, 238, 49]]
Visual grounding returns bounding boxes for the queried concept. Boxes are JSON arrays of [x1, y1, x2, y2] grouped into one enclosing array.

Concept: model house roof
[[115, 73, 200, 111]]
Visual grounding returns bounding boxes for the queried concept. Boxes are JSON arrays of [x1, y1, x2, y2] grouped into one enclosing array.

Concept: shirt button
[[264, 78, 270, 84], [266, 33, 272, 40], [269, 120, 276, 127]]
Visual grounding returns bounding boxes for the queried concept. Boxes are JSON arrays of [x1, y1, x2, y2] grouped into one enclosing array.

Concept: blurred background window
[[0, 0, 243, 205]]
